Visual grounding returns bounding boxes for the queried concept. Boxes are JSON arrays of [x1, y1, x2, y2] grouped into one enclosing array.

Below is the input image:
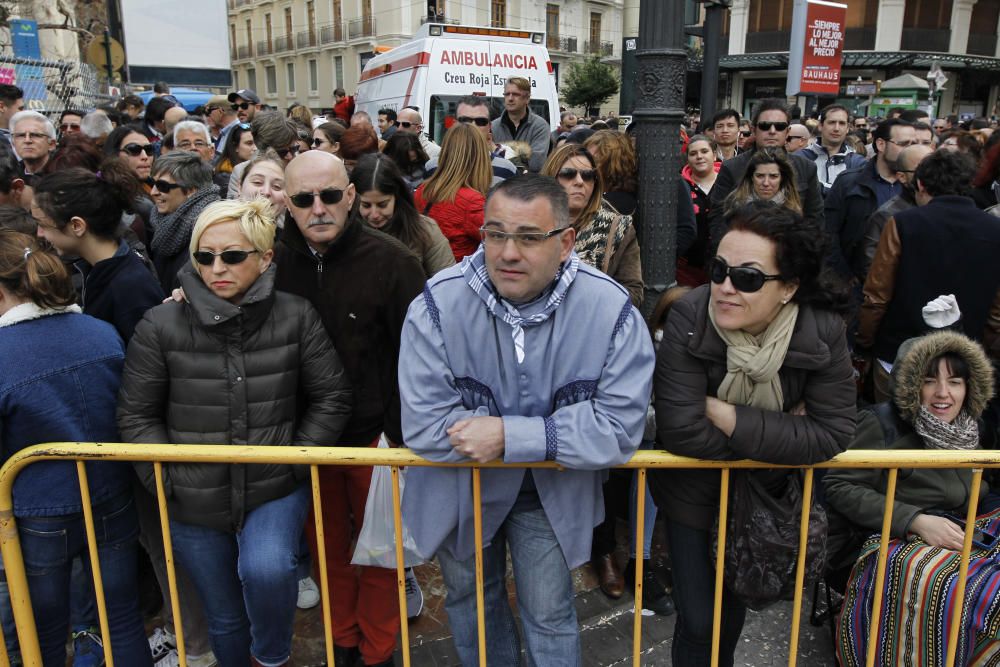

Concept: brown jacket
[[649, 285, 857, 529]]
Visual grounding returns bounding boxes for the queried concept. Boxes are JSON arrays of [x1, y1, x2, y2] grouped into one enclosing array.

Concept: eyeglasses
[[60, 123, 80, 131], [556, 167, 597, 182], [120, 143, 154, 157], [739, 131, 753, 137], [205, 106, 221, 114], [151, 179, 184, 193], [231, 102, 251, 110], [12, 131, 48, 141], [457, 116, 490, 127], [480, 226, 566, 248], [756, 121, 789, 132], [709, 257, 782, 293], [178, 141, 211, 150], [288, 188, 344, 208], [276, 144, 301, 159], [193, 249, 259, 266], [887, 139, 914, 147]]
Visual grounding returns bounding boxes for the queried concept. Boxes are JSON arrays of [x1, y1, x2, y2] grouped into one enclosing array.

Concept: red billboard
[[799, 0, 847, 94]]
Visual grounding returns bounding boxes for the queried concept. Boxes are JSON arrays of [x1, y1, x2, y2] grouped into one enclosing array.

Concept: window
[[247, 68, 257, 92], [307, 1, 316, 44], [230, 24, 237, 57], [362, 0, 372, 32], [546, 4, 559, 49], [287, 62, 296, 93], [332, 0, 342, 26], [334, 56, 343, 89], [266, 65, 277, 95], [309, 59, 318, 92], [233, 71, 239, 90], [265, 14, 273, 51], [590, 12, 602, 46], [491, 0, 506, 28], [245, 19, 253, 56], [284, 7, 293, 41]]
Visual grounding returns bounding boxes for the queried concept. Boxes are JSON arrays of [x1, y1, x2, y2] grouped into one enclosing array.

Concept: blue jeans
[[437, 504, 580, 667], [169, 485, 309, 667], [17, 492, 151, 667], [666, 519, 746, 667]]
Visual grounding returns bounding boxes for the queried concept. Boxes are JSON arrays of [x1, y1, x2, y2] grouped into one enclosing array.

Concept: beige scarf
[[708, 302, 799, 411]]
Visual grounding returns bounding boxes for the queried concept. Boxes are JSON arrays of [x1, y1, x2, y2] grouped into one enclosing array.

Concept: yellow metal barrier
[[1, 443, 1000, 667]]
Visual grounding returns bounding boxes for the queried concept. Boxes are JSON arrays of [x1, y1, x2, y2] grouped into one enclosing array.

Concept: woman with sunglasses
[[649, 202, 855, 667], [350, 153, 454, 277], [118, 198, 352, 667], [0, 229, 153, 666], [312, 121, 344, 155], [215, 122, 256, 193], [148, 152, 221, 294], [382, 132, 429, 190], [541, 143, 643, 307], [723, 148, 802, 217], [105, 124, 155, 184], [413, 123, 491, 261]]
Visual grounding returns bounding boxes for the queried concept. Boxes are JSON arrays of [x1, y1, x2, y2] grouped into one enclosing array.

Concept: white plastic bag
[[351, 435, 424, 568]]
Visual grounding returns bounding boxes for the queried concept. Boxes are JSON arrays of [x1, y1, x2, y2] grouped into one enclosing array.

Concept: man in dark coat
[[708, 98, 824, 250], [274, 150, 425, 667]]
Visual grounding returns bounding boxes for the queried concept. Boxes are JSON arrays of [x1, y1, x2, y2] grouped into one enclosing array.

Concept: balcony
[[320, 23, 344, 44], [274, 35, 294, 53], [256, 40, 272, 56], [420, 16, 460, 25], [584, 40, 613, 57], [968, 32, 997, 57], [237, 44, 252, 60], [297, 30, 318, 49], [547, 36, 578, 53], [348, 16, 375, 39], [900, 28, 950, 53]]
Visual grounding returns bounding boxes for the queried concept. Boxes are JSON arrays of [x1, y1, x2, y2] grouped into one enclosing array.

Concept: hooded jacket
[[824, 331, 995, 559], [117, 264, 352, 532], [75, 240, 164, 343], [649, 284, 857, 530]]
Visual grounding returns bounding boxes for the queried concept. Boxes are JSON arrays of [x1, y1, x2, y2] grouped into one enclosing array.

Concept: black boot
[[625, 559, 676, 617], [334, 644, 361, 667]]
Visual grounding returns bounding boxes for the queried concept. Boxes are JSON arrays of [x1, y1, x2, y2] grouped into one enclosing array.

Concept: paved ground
[[284, 521, 840, 666]]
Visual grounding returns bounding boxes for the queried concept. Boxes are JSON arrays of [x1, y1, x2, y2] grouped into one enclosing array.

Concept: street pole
[[699, 3, 725, 122], [635, 0, 687, 317]]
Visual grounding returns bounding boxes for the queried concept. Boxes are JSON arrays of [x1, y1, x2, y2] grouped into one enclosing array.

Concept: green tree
[[560, 56, 620, 115]]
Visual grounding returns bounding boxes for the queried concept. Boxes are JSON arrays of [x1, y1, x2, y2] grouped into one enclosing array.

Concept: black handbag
[[714, 470, 828, 610]]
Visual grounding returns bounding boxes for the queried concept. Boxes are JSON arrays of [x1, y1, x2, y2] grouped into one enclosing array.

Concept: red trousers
[[307, 457, 400, 665]]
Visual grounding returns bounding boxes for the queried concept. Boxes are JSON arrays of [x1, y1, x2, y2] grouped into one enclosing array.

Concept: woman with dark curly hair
[[650, 201, 855, 666], [382, 132, 429, 190]]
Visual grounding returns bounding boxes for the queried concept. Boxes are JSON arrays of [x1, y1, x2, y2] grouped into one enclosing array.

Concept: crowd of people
[[2, 72, 1000, 667]]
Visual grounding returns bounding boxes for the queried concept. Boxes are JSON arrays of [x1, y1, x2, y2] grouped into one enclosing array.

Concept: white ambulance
[[355, 23, 560, 143]]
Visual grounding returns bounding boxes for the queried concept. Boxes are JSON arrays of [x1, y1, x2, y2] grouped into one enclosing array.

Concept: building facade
[[228, 0, 625, 115]]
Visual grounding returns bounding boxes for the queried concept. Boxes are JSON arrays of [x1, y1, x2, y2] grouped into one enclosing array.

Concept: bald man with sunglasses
[[707, 98, 824, 251]]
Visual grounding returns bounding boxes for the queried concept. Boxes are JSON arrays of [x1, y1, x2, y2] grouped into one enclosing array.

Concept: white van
[[355, 23, 560, 143]]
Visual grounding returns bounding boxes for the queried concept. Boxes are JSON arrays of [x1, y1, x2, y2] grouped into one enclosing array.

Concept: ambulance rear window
[[428, 95, 550, 143]]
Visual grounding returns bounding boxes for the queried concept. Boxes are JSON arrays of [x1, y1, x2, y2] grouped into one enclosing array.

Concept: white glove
[[922, 294, 960, 329]]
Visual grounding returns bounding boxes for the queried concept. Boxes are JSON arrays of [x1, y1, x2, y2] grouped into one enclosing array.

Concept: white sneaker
[[405, 568, 423, 619], [147, 627, 176, 664], [154, 648, 218, 667], [297, 576, 320, 609]]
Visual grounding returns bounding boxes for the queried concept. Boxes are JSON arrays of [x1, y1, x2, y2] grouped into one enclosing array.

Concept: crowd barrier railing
[[2, 443, 999, 667]]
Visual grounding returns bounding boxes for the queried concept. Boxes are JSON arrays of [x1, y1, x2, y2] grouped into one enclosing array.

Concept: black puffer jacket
[[118, 263, 352, 532]]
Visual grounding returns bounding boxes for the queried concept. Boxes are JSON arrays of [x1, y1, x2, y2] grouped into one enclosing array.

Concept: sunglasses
[[276, 144, 302, 159], [193, 249, 259, 266], [739, 131, 752, 137], [457, 116, 490, 127], [151, 179, 184, 193], [709, 257, 782, 293], [556, 167, 597, 182], [121, 143, 154, 157], [398, 121, 418, 129], [60, 123, 80, 131], [231, 102, 251, 110], [289, 188, 344, 208], [756, 121, 789, 132]]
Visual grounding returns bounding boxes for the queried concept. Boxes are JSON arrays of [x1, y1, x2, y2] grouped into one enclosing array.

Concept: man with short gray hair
[[80, 110, 114, 147], [173, 120, 216, 164], [399, 174, 654, 666], [10, 110, 56, 175]]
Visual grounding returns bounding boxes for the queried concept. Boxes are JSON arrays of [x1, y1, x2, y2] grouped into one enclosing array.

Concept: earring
[[781, 299, 788, 304]]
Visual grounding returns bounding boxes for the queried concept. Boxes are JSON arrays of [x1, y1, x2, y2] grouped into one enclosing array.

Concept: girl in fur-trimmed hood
[[825, 330, 996, 560]]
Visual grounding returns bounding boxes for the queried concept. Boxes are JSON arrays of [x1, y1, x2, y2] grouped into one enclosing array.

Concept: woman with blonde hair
[[414, 122, 492, 260], [118, 198, 352, 667], [542, 143, 643, 306]]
